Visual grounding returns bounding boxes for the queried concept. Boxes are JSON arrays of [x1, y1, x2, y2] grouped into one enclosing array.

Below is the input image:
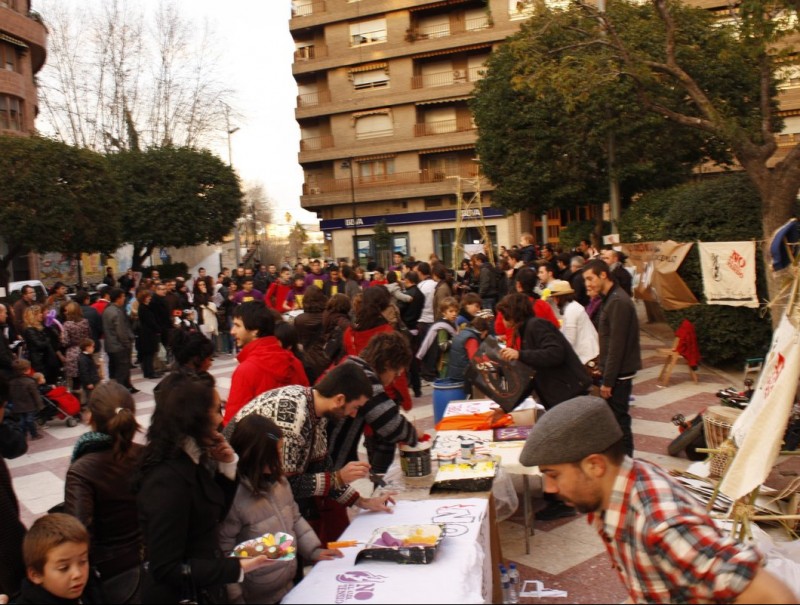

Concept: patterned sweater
[[225, 385, 358, 507]]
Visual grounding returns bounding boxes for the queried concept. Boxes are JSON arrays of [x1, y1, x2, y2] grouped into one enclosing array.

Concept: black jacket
[[0, 420, 27, 596], [399, 285, 424, 330], [518, 317, 591, 409], [0, 323, 13, 379], [137, 452, 240, 604], [598, 284, 642, 385]]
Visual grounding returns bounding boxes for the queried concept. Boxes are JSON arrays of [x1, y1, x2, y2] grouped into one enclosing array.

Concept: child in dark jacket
[[9, 359, 43, 440], [76, 339, 100, 400]]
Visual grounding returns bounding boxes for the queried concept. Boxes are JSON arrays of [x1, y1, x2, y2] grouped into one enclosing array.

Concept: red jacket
[[223, 336, 309, 424], [265, 281, 292, 311], [91, 299, 110, 315], [342, 323, 412, 411], [495, 297, 560, 347]]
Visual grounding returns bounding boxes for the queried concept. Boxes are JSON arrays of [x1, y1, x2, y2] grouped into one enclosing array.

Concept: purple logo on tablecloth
[[335, 571, 386, 602]]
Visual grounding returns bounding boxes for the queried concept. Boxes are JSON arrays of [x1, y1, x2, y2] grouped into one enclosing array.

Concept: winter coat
[[78, 352, 100, 389], [65, 441, 145, 580], [61, 319, 91, 378], [137, 302, 161, 355], [597, 284, 642, 385], [218, 478, 324, 604], [223, 336, 309, 425], [432, 280, 453, 319], [0, 419, 27, 596], [102, 304, 133, 353], [23, 326, 60, 379], [9, 375, 42, 415]]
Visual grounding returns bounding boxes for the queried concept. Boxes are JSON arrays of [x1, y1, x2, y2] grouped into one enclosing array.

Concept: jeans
[[108, 348, 133, 389], [17, 412, 38, 438], [604, 378, 634, 456]]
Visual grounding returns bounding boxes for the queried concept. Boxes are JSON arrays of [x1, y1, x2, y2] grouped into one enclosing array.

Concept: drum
[[702, 405, 742, 478]]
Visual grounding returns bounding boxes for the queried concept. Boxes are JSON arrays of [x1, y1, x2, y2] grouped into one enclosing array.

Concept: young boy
[[9, 359, 43, 441], [283, 274, 307, 311], [457, 292, 482, 329], [77, 339, 100, 400], [17, 513, 93, 604], [416, 297, 459, 379]]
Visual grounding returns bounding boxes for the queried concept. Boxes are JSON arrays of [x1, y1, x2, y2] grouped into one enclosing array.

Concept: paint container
[[460, 439, 475, 460], [399, 440, 432, 477]]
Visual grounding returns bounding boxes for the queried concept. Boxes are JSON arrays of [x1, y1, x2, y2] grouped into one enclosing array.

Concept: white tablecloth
[[282, 498, 491, 604]]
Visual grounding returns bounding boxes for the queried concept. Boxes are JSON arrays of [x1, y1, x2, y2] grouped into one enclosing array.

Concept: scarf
[[71, 431, 112, 463]]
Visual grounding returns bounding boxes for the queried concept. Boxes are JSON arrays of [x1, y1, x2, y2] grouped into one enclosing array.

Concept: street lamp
[[224, 103, 242, 266], [341, 159, 358, 263]]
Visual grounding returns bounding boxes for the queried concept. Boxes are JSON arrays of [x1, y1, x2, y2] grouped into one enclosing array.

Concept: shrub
[[559, 219, 611, 250], [620, 174, 772, 366]]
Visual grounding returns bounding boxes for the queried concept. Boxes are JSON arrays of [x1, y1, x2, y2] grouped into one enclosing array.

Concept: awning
[[416, 95, 472, 106], [409, 0, 473, 11], [419, 144, 475, 155], [413, 43, 492, 59], [348, 62, 388, 73], [353, 153, 397, 162], [0, 33, 28, 49], [352, 108, 391, 119]]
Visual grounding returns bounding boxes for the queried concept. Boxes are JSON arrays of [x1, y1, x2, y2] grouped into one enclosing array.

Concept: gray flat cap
[[520, 396, 622, 467]]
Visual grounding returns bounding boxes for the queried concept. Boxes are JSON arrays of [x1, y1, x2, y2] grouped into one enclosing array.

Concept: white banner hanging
[[698, 241, 759, 308]]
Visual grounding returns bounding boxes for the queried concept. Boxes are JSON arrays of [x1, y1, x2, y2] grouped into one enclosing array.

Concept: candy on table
[[231, 532, 296, 558]]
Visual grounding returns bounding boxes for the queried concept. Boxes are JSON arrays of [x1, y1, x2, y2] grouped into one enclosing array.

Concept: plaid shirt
[[588, 458, 762, 603]]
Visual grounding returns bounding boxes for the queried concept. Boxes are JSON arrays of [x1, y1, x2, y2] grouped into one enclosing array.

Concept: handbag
[[101, 563, 144, 604], [465, 336, 536, 413]]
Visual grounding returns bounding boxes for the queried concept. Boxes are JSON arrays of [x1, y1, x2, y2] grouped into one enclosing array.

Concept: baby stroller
[[36, 385, 82, 428]]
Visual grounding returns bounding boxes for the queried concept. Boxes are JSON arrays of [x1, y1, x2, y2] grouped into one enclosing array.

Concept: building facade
[[290, 0, 551, 267], [0, 0, 47, 282]]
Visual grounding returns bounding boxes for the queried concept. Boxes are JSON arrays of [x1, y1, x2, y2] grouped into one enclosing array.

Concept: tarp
[[621, 240, 698, 310], [698, 241, 759, 308], [720, 314, 800, 501]]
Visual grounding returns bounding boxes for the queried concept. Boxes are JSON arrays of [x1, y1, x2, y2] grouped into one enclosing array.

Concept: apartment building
[[290, 0, 550, 267]]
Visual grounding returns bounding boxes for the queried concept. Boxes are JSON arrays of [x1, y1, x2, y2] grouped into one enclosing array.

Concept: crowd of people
[[0, 232, 794, 604]]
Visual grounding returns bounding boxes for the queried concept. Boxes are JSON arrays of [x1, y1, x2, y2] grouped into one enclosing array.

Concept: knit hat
[[520, 396, 622, 467]]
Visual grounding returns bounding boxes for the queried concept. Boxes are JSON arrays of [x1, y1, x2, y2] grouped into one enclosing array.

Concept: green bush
[[619, 174, 772, 366], [558, 219, 611, 250]]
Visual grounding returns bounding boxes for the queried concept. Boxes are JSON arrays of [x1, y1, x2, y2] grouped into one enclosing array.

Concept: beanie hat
[[520, 396, 622, 467]]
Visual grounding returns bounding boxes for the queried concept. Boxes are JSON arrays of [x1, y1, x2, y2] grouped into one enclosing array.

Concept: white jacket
[[560, 300, 599, 364]]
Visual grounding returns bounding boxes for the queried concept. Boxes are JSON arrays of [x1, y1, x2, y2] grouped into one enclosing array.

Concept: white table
[[282, 498, 492, 604]]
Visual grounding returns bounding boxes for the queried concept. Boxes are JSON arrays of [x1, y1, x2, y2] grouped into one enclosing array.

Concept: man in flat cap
[[520, 396, 796, 604]]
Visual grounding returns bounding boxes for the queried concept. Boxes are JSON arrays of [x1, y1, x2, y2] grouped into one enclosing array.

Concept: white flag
[[698, 241, 758, 308]]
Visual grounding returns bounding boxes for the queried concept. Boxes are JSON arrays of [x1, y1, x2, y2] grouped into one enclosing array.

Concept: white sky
[[36, 0, 315, 225]]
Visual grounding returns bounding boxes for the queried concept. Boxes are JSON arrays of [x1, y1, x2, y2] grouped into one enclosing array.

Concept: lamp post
[[341, 159, 358, 263], [224, 104, 242, 265]]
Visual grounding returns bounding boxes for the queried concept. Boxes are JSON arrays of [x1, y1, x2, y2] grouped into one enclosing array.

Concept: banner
[[720, 315, 800, 501], [698, 241, 758, 308], [621, 240, 698, 310]]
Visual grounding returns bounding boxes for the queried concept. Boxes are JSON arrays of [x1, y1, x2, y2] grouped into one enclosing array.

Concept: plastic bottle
[[507, 563, 520, 604], [499, 565, 511, 604]]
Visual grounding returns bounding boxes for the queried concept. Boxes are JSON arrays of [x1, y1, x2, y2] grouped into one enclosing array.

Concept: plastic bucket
[[399, 441, 432, 477], [432, 379, 466, 425]]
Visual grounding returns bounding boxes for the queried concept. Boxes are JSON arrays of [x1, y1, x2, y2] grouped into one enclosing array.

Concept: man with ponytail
[[64, 382, 145, 604]]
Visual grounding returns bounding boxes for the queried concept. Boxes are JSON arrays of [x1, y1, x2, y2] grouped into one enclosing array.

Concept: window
[[417, 14, 450, 39], [355, 113, 393, 139], [509, 0, 535, 19], [0, 95, 22, 130], [352, 68, 389, 90], [0, 42, 19, 73], [358, 158, 395, 182], [292, 0, 315, 17], [423, 107, 457, 135], [350, 18, 387, 46]]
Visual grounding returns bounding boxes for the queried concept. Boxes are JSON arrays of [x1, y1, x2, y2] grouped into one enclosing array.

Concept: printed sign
[[698, 241, 758, 308]]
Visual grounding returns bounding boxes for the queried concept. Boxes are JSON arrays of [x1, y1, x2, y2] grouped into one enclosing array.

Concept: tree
[[472, 3, 719, 215], [372, 219, 393, 268], [485, 0, 800, 318], [108, 146, 243, 271], [0, 136, 123, 287], [38, 0, 233, 152], [288, 222, 307, 262]]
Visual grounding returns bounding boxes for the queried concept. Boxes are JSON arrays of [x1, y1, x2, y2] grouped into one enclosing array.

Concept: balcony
[[408, 15, 492, 41], [294, 44, 328, 62], [299, 135, 334, 151], [414, 116, 476, 137], [291, 0, 326, 17], [297, 89, 331, 108], [303, 163, 480, 196], [411, 65, 485, 89]]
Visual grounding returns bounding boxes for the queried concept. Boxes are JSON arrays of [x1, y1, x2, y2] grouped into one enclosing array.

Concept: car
[[7, 280, 48, 305]]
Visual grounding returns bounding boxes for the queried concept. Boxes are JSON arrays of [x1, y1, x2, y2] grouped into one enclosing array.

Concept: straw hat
[[548, 280, 574, 296]]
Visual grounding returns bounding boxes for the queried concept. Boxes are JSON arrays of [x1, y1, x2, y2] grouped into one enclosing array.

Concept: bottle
[[500, 565, 511, 604], [507, 563, 520, 604]]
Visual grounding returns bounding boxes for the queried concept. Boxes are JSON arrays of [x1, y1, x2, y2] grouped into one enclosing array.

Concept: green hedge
[[619, 174, 772, 366], [558, 219, 611, 250]]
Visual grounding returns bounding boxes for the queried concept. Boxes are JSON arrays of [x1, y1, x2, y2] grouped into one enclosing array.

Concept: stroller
[[36, 385, 82, 428]]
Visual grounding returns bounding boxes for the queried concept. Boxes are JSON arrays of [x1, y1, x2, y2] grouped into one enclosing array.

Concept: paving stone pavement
[[8, 302, 746, 603]]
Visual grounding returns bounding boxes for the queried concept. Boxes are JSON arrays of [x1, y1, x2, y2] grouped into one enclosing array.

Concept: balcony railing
[[409, 15, 492, 40], [294, 44, 328, 61], [411, 65, 485, 89], [303, 164, 480, 195], [297, 89, 331, 108], [299, 135, 334, 151], [414, 117, 476, 137], [292, 1, 326, 17], [350, 30, 388, 46]]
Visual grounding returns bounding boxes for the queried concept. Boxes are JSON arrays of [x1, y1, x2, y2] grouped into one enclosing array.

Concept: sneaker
[[128, 387, 141, 395], [536, 501, 577, 521], [413, 390, 423, 398]]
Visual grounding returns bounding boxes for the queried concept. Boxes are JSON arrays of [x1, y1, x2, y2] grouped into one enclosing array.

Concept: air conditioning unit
[[308, 187, 322, 195]]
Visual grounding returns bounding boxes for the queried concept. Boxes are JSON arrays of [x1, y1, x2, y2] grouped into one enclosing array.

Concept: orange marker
[[327, 540, 360, 549]]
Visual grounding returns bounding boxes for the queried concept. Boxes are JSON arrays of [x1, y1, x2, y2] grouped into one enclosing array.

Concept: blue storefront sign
[[320, 207, 506, 231]]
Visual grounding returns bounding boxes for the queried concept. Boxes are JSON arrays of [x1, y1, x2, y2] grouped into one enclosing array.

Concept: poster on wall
[[621, 240, 698, 310], [697, 241, 759, 308]]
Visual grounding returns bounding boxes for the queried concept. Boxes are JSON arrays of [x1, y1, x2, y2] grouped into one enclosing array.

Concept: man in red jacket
[[223, 302, 309, 424]]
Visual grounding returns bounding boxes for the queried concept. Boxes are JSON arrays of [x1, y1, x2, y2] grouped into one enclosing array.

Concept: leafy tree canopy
[[472, 0, 768, 214], [0, 135, 123, 285], [109, 146, 243, 270]]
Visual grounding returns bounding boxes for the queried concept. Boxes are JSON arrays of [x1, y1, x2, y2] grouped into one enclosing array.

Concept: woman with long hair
[[64, 382, 144, 603], [137, 372, 272, 603], [321, 294, 351, 365], [23, 304, 61, 384], [293, 285, 329, 383], [219, 415, 342, 604], [136, 289, 162, 379], [193, 279, 219, 343], [61, 301, 91, 390]]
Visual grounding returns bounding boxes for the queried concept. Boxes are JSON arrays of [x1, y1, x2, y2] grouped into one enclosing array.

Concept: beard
[[323, 408, 347, 421]]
